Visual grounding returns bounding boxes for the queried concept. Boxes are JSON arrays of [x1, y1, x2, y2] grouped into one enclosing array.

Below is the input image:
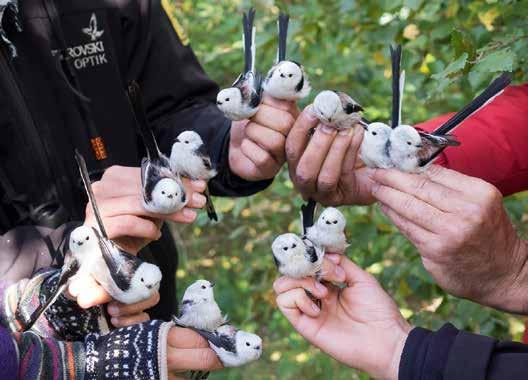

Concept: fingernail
[[335, 266, 346, 281], [192, 193, 206, 206], [338, 128, 354, 136], [320, 125, 337, 135], [380, 203, 389, 214], [326, 254, 341, 264], [306, 105, 318, 121], [192, 180, 206, 191], [107, 304, 120, 316], [371, 183, 380, 194], [311, 303, 321, 313], [111, 317, 120, 326], [183, 209, 197, 219], [315, 281, 327, 293]]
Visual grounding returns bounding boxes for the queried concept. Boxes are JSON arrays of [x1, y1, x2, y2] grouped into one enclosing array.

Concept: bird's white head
[[270, 61, 304, 91], [182, 279, 216, 304], [69, 226, 98, 256], [313, 91, 340, 125], [364, 122, 393, 144], [235, 331, 263, 363], [130, 262, 162, 301], [316, 207, 346, 232], [175, 130, 204, 150], [272, 233, 305, 263], [216, 87, 242, 116], [152, 178, 186, 212], [390, 124, 422, 154]]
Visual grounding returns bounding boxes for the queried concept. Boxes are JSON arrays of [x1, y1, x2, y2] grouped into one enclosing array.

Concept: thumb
[[340, 256, 378, 287]]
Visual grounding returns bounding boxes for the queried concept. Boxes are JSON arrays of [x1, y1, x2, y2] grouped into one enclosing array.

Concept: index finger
[[339, 256, 378, 287], [261, 92, 299, 117], [285, 105, 320, 170], [371, 168, 467, 213], [168, 327, 210, 349]]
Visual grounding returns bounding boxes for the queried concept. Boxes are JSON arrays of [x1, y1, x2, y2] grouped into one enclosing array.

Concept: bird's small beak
[[216, 101, 223, 106], [146, 284, 153, 289], [167, 194, 174, 199], [416, 144, 423, 148], [175, 138, 180, 143], [362, 124, 368, 131], [210, 282, 216, 288], [77, 241, 84, 246]]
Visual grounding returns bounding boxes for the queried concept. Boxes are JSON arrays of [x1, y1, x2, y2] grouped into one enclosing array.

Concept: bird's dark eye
[[407, 141, 412, 146], [333, 221, 338, 224], [141, 277, 144, 282], [225, 98, 230, 102], [246, 342, 250, 347], [86, 236, 90, 241], [292, 244, 297, 249], [372, 131, 377, 136], [201, 285, 207, 289], [288, 74, 293, 78], [185, 141, 189, 144], [283, 247, 288, 251], [162, 191, 166, 195]]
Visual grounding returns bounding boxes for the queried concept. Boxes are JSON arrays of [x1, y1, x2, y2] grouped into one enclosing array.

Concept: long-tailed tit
[[306, 207, 349, 254], [313, 90, 369, 130], [172, 280, 227, 332], [170, 131, 218, 221], [389, 73, 512, 172], [360, 45, 404, 168], [127, 82, 187, 214], [272, 233, 324, 279], [217, 8, 263, 121], [262, 13, 311, 101], [189, 324, 263, 368]]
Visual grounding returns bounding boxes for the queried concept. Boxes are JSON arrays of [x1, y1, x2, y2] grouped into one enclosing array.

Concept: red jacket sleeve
[[416, 84, 528, 196]]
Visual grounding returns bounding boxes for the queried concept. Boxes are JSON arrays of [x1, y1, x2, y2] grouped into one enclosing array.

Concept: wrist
[[384, 321, 412, 380], [504, 238, 528, 314]]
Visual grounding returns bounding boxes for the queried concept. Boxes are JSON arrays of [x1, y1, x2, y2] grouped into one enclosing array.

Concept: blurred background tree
[[165, 0, 528, 378]]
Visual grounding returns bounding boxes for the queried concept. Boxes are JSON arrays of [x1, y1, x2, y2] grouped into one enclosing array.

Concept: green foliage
[[166, 1, 528, 379]]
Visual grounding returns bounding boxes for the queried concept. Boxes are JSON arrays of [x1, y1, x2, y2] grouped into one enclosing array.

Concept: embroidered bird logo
[[82, 13, 104, 41]]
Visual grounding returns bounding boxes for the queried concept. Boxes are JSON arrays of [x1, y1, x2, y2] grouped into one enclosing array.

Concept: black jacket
[[0, 0, 271, 319], [400, 324, 528, 379]]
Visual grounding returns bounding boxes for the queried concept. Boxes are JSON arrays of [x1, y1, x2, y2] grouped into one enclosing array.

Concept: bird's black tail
[[204, 186, 218, 222], [390, 44, 403, 128], [242, 8, 256, 74], [433, 73, 512, 136], [301, 199, 317, 235], [127, 81, 161, 160], [75, 150, 108, 239], [277, 12, 289, 63]]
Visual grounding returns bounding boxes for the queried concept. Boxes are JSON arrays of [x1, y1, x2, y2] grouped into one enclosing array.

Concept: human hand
[[68, 275, 160, 328], [86, 166, 207, 254], [229, 94, 299, 181], [166, 326, 223, 379], [274, 254, 411, 379], [286, 105, 376, 206], [371, 165, 528, 313]]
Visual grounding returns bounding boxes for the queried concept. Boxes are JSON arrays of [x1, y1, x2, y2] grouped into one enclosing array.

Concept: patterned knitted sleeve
[[1, 268, 109, 339], [1, 320, 172, 380]]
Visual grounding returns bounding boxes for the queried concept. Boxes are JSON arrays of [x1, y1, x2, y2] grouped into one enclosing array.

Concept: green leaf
[[472, 49, 516, 73], [431, 53, 468, 81]]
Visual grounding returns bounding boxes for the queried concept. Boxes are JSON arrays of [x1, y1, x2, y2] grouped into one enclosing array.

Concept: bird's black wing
[[141, 157, 155, 203], [272, 252, 281, 269], [250, 71, 264, 108], [390, 44, 403, 128], [75, 150, 108, 239], [195, 143, 214, 171], [300, 199, 317, 235], [20, 253, 80, 331], [303, 237, 319, 263], [190, 327, 237, 353], [96, 232, 141, 292], [337, 92, 364, 114], [178, 299, 195, 318], [127, 81, 161, 160], [277, 13, 289, 62], [417, 132, 460, 167]]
